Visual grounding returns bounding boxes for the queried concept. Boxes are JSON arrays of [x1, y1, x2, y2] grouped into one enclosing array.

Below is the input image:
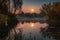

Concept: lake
[[9, 17, 55, 40]]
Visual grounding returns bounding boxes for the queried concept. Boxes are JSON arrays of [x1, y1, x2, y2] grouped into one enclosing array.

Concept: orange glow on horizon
[[31, 9, 35, 13], [30, 23, 34, 27], [22, 5, 41, 13]]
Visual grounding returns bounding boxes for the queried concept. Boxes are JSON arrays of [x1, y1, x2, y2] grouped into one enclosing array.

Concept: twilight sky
[[22, 0, 60, 13]]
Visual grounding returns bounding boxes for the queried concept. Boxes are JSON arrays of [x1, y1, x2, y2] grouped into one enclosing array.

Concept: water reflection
[[10, 22, 55, 40], [16, 22, 48, 28], [16, 22, 48, 34]]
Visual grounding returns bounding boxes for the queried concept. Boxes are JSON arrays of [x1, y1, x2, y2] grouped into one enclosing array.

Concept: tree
[[42, 2, 60, 40], [0, 0, 19, 40], [13, 0, 23, 14]]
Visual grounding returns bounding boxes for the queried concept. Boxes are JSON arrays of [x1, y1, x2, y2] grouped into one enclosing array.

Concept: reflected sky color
[[22, 0, 60, 13], [16, 22, 48, 34], [13, 22, 55, 40]]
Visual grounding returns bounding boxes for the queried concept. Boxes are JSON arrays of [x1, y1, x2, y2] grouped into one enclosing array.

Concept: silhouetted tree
[[13, 0, 23, 14], [42, 2, 60, 40], [0, 0, 19, 40], [14, 28, 23, 40]]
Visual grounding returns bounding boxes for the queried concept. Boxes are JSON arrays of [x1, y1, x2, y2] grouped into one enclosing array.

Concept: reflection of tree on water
[[8, 28, 23, 40], [0, 0, 22, 40], [7, 21, 55, 40], [41, 2, 60, 40], [14, 28, 23, 40]]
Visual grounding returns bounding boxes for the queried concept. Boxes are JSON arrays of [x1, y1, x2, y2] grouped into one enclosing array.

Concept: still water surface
[[10, 22, 55, 40]]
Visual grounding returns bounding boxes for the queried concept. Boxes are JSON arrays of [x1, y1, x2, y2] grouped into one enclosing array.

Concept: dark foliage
[[0, 0, 19, 39], [42, 2, 60, 40]]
